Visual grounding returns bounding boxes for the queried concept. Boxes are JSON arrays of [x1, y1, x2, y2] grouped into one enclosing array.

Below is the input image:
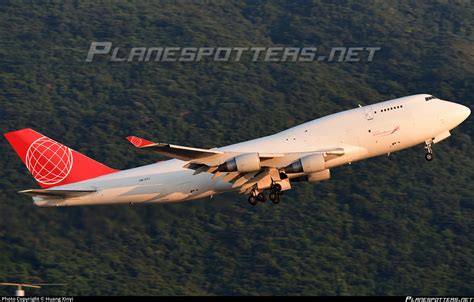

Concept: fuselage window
[[380, 105, 404, 112]]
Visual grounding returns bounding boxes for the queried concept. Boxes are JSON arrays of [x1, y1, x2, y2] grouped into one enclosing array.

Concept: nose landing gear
[[425, 140, 434, 161], [425, 152, 433, 161]]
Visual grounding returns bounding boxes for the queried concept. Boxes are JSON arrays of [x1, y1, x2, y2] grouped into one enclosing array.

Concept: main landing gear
[[269, 183, 282, 204], [248, 191, 267, 206], [247, 183, 283, 206], [257, 192, 266, 203], [425, 141, 434, 161], [248, 194, 258, 206]]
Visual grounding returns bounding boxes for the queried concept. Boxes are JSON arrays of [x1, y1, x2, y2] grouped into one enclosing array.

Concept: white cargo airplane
[[4, 94, 470, 207]]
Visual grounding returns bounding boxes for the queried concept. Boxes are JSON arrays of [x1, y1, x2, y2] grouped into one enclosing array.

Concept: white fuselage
[[34, 94, 470, 206]]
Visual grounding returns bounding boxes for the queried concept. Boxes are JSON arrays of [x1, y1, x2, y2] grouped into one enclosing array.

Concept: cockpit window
[[425, 95, 438, 101]]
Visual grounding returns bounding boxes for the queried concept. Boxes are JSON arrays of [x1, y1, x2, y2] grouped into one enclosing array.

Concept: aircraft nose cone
[[459, 104, 471, 121], [442, 102, 470, 128]]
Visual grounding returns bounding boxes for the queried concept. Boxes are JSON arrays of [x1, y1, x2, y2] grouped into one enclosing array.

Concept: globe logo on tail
[[25, 137, 74, 185]]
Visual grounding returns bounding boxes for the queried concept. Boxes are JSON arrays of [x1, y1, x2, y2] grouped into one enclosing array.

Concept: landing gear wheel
[[425, 152, 433, 161], [271, 183, 282, 193], [269, 192, 280, 204], [257, 192, 266, 203], [270, 192, 280, 204], [269, 192, 277, 201], [248, 195, 257, 206]]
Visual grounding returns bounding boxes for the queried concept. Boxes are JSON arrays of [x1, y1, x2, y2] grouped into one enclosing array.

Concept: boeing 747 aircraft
[[4, 94, 470, 206]]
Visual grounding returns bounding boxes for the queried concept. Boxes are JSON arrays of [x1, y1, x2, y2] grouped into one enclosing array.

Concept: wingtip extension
[[126, 136, 155, 148]]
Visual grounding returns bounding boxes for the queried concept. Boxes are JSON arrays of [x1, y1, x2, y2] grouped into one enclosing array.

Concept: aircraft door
[[363, 106, 374, 120]]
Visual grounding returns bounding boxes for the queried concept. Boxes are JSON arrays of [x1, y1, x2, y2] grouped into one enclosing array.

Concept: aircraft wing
[[126, 135, 353, 194], [127, 136, 223, 161], [127, 135, 344, 163]]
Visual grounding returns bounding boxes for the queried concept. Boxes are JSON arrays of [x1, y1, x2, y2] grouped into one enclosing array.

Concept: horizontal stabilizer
[[19, 189, 96, 199]]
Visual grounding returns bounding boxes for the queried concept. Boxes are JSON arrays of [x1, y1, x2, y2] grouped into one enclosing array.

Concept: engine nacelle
[[291, 169, 331, 183], [284, 153, 325, 174], [218, 153, 261, 173], [306, 169, 331, 182]]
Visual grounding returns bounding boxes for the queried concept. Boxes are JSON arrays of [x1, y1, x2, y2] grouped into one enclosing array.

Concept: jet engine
[[284, 153, 325, 174], [218, 153, 261, 173]]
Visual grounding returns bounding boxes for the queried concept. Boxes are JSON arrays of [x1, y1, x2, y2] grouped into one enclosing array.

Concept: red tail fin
[[4, 128, 118, 188]]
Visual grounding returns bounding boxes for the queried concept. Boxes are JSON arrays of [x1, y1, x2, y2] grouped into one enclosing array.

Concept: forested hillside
[[0, 0, 472, 295]]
